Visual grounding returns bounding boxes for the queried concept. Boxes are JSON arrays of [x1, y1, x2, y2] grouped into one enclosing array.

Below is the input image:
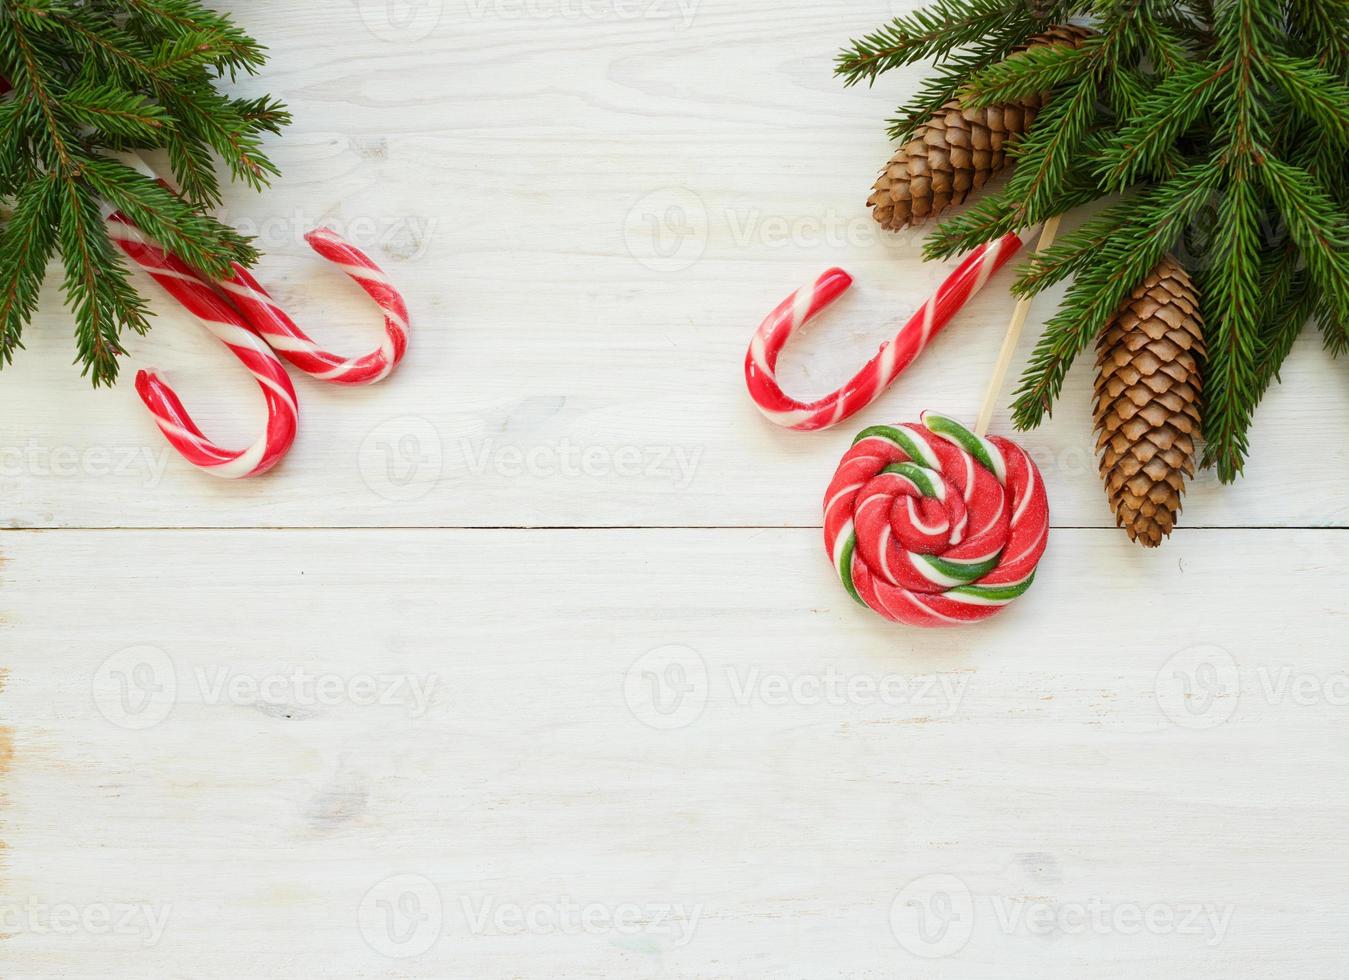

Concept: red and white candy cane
[[116, 151, 410, 385], [215, 229, 409, 384], [744, 231, 1023, 430], [106, 215, 299, 478]]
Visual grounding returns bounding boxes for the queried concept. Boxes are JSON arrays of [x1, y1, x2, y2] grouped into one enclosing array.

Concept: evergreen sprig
[[839, 0, 1349, 483], [0, 1, 289, 385], [836, 0, 1040, 87]]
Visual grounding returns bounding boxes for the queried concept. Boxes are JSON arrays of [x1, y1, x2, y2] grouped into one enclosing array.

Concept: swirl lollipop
[[823, 412, 1048, 626]]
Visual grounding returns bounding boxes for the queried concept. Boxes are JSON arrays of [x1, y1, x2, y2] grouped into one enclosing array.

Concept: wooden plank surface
[[4, 528, 1349, 977], [2, 1, 1347, 977]]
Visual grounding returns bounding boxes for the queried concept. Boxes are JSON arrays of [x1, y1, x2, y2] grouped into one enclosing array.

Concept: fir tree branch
[[1010, 162, 1221, 429], [1312, 290, 1348, 355], [56, 176, 148, 385], [0, 0, 286, 383], [1131, 8, 1191, 73], [0, 169, 60, 366], [1213, 0, 1275, 160], [5, 10, 78, 172], [1252, 260, 1313, 397], [1011, 203, 1132, 296], [1259, 155, 1349, 328], [1198, 166, 1263, 481], [1095, 60, 1228, 190], [958, 38, 1092, 107], [835, 0, 1039, 87], [122, 0, 266, 76], [60, 77, 173, 140], [1287, 0, 1349, 77], [1265, 55, 1349, 148], [1101, 63, 1148, 119]]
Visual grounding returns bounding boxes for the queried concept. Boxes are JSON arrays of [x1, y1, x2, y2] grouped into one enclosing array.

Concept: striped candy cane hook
[[106, 215, 299, 478], [744, 232, 1024, 431], [113, 151, 410, 386], [216, 229, 410, 385]]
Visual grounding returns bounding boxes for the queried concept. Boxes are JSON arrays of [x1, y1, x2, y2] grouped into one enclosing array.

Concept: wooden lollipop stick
[[974, 215, 1063, 437]]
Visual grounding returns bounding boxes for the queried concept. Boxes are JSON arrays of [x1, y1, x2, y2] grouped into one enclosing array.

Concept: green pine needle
[[960, 35, 1094, 107], [1198, 167, 1263, 481], [835, 0, 1045, 87], [0, 0, 287, 383], [1095, 60, 1227, 189]]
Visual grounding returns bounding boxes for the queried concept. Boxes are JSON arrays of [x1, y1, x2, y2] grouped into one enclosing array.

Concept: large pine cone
[[1093, 255, 1205, 548], [868, 24, 1093, 231]]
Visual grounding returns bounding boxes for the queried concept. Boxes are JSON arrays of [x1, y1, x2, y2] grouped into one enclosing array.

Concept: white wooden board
[[4, 529, 1349, 978], [2, 0, 1347, 977]]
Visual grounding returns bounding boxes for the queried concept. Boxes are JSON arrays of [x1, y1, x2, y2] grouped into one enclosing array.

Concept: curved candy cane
[[216, 228, 410, 384], [113, 150, 410, 385], [106, 215, 299, 478], [744, 232, 1024, 431]]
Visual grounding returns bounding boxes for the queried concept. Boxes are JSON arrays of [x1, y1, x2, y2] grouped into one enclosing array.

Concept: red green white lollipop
[[823, 412, 1048, 626]]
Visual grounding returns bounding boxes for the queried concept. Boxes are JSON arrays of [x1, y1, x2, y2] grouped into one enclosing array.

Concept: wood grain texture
[[3, 528, 1349, 977], [2, 1, 1347, 977]]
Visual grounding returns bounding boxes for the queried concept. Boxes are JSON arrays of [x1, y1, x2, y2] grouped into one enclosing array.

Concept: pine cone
[[1093, 255, 1205, 548], [868, 24, 1093, 231]]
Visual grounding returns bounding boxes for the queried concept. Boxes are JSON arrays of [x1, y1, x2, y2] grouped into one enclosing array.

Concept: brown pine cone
[[1093, 255, 1205, 548], [868, 24, 1093, 231]]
